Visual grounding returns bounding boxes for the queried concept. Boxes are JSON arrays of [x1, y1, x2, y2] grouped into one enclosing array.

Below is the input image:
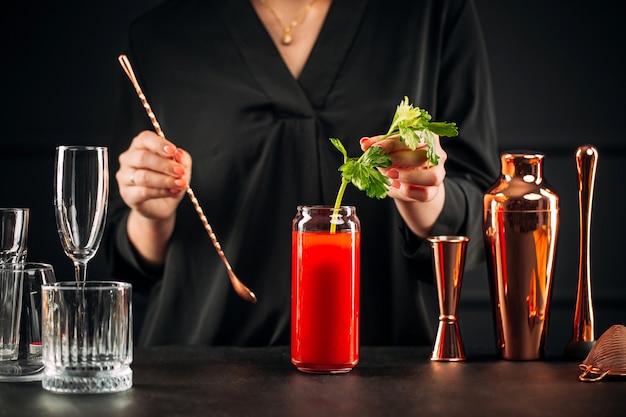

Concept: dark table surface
[[0, 346, 624, 417]]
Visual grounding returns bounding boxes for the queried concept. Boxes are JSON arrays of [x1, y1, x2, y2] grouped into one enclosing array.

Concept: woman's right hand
[[116, 130, 191, 221], [115, 130, 192, 265]]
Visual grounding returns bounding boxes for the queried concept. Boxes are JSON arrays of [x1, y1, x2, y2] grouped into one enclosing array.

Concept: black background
[[1, 1, 625, 353]]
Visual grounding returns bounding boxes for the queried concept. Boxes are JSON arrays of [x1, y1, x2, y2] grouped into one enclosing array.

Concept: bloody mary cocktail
[[291, 206, 360, 374]]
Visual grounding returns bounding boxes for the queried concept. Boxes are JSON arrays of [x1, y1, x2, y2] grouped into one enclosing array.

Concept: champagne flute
[[54, 146, 108, 283]]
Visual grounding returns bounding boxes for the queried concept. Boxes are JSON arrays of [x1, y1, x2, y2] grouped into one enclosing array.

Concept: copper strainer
[[578, 324, 626, 382]]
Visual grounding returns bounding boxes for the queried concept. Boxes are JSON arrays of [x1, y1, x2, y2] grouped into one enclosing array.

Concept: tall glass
[[0, 208, 29, 264], [0, 262, 56, 382], [291, 205, 360, 374], [0, 264, 23, 361], [54, 146, 108, 283], [0, 208, 29, 368]]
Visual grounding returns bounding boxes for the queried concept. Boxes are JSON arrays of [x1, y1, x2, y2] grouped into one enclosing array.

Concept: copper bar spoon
[[118, 54, 257, 304]]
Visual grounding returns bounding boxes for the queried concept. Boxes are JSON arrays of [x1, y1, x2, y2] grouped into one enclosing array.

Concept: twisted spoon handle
[[117, 54, 257, 304]]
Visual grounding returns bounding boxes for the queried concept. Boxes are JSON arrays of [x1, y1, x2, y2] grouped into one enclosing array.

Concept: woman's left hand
[[360, 133, 447, 238], [360, 134, 447, 203]]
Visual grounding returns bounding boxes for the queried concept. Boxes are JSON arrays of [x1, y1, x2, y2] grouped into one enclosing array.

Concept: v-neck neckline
[[218, 0, 369, 117]]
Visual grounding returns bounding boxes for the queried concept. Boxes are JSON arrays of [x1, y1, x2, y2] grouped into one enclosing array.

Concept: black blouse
[[106, 0, 499, 347]]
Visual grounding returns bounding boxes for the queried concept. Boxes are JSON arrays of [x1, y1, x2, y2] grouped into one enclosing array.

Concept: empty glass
[[54, 146, 108, 283], [0, 262, 55, 382], [42, 281, 133, 393], [0, 208, 29, 264], [0, 265, 23, 362]]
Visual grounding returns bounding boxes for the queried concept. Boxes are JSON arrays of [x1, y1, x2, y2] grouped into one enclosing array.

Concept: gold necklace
[[259, 0, 319, 45]]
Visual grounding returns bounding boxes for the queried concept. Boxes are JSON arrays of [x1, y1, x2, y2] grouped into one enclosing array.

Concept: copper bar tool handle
[[117, 54, 257, 304], [564, 144, 598, 359]]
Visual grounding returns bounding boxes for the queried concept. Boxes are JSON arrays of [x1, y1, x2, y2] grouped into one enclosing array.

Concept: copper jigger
[[428, 236, 469, 361], [564, 145, 598, 360]]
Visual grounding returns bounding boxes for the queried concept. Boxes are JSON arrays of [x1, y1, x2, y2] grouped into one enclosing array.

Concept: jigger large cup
[[428, 235, 469, 361]]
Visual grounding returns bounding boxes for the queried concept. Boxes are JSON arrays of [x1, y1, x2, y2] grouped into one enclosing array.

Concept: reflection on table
[[0, 346, 624, 417]]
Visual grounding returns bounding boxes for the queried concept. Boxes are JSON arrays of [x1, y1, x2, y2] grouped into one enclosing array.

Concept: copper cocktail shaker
[[484, 152, 560, 360]]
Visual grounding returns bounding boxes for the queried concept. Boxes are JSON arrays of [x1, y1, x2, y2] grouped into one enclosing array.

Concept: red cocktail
[[291, 206, 360, 374]]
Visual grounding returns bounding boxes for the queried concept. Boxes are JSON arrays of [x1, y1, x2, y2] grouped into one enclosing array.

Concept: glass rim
[[42, 280, 131, 290], [297, 205, 356, 210], [0, 207, 30, 213], [0, 262, 53, 271], [55, 145, 108, 152]]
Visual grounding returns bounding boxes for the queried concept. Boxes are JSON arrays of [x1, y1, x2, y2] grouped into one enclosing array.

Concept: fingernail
[[173, 165, 185, 177], [174, 178, 186, 189], [387, 169, 399, 179], [359, 137, 369, 145], [164, 145, 176, 156]]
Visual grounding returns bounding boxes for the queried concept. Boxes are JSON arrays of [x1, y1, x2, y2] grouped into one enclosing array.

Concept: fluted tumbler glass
[[42, 281, 133, 393]]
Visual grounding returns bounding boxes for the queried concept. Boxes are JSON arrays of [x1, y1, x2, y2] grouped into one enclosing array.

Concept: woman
[[105, 0, 499, 347]]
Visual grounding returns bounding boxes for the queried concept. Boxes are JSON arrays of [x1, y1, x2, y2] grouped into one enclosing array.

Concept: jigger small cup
[[427, 236, 469, 361]]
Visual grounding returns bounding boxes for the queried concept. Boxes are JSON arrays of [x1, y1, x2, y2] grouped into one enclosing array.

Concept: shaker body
[[484, 153, 559, 360]]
